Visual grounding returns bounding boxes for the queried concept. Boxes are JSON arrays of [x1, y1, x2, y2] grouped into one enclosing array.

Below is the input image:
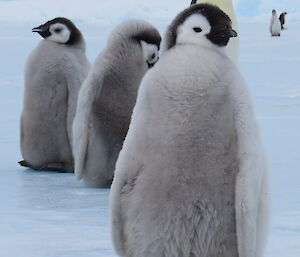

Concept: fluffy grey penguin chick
[[72, 19, 161, 187], [270, 10, 281, 36], [110, 4, 270, 257], [20, 17, 90, 172]]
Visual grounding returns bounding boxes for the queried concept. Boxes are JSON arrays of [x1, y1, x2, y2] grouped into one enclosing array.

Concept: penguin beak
[[32, 25, 47, 33], [147, 57, 159, 68], [223, 28, 238, 38], [32, 24, 51, 38]]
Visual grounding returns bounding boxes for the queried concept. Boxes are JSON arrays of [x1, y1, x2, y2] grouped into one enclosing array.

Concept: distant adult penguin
[[111, 4, 269, 257], [20, 17, 90, 172], [279, 12, 287, 30], [72, 20, 161, 187], [270, 10, 281, 36], [191, 0, 239, 63]]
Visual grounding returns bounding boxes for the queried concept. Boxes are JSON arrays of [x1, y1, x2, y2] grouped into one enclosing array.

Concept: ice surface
[[0, 19, 299, 257]]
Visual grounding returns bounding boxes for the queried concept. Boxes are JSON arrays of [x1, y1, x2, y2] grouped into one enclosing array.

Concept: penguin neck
[[66, 29, 86, 50], [73, 39, 86, 51]]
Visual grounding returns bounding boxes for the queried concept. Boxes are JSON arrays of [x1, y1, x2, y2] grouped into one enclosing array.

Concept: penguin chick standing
[[72, 20, 161, 187], [279, 12, 287, 30], [20, 17, 90, 172], [111, 4, 269, 257], [191, 0, 239, 63], [270, 10, 281, 36]]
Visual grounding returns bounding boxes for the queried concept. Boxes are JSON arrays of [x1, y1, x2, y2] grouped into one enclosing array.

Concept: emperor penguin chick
[[72, 20, 161, 187], [270, 10, 281, 36], [111, 4, 269, 257], [20, 17, 90, 172]]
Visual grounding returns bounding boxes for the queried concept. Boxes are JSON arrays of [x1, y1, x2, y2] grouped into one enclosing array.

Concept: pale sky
[[0, 0, 298, 23]]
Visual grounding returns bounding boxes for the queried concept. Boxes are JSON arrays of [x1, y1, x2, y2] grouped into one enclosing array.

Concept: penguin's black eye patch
[[193, 27, 202, 33], [54, 28, 62, 33]]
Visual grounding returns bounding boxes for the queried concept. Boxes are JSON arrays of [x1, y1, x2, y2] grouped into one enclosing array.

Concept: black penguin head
[[32, 17, 82, 45], [164, 4, 237, 50], [133, 30, 161, 68], [106, 20, 161, 68]]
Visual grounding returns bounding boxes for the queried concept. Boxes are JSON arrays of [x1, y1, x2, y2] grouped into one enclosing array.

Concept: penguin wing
[[65, 55, 91, 149], [109, 163, 129, 256], [72, 55, 107, 179], [110, 146, 144, 256], [109, 75, 152, 255], [230, 71, 270, 257]]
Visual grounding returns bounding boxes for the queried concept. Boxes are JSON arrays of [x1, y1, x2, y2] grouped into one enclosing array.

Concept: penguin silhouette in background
[[20, 18, 90, 172], [270, 10, 281, 36], [191, 0, 239, 63], [279, 12, 287, 30]]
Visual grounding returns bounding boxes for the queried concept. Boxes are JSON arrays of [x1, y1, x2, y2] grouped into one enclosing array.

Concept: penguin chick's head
[[140, 40, 160, 68], [272, 10, 277, 15], [164, 4, 237, 51], [32, 17, 82, 45], [108, 20, 161, 68]]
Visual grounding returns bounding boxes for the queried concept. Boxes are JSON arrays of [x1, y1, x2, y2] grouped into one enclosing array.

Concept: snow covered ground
[[0, 17, 300, 257]]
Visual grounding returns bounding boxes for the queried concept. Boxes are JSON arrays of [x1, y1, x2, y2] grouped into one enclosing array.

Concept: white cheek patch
[[141, 41, 159, 66], [176, 13, 212, 47], [48, 23, 71, 44]]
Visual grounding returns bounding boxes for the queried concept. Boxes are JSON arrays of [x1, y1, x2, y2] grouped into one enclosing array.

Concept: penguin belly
[[271, 19, 281, 36]]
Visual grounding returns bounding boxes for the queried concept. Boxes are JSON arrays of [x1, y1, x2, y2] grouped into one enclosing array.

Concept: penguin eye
[[150, 53, 155, 60], [193, 27, 202, 33], [54, 28, 62, 33]]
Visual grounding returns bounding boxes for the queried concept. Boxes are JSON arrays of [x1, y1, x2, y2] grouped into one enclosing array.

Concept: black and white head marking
[[32, 17, 82, 45], [165, 4, 237, 50], [133, 30, 161, 68]]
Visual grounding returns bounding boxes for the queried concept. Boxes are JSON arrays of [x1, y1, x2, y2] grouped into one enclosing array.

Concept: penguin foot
[[18, 160, 31, 167], [18, 160, 73, 173], [39, 163, 72, 173]]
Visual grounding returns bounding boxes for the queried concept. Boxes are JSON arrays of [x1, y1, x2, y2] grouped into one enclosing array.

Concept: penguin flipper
[[110, 158, 144, 256], [231, 72, 270, 257], [18, 160, 31, 167], [65, 59, 91, 149], [255, 156, 271, 257], [110, 171, 128, 256], [72, 56, 107, 180]]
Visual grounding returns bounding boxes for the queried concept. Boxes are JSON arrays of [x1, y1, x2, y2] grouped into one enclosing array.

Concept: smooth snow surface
[[0, 20, 299, 257]]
